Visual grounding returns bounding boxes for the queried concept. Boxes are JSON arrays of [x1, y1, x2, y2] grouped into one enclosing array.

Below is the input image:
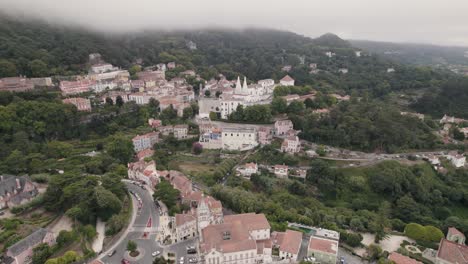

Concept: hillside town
[[1, 32, 468, 264]]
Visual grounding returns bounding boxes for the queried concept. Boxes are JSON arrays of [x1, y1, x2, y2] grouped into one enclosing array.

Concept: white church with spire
[[232, 76, 275, 102], [200, 75, 277, 119]]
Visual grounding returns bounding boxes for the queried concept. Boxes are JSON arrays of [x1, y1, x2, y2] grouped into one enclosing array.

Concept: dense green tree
[[32, 243, 52, 264], [106, 135, 134, 164], [271, 97, 288, 114], [44, 141, 73, 159], [287, 101, 305, 114], [95, 186, 123, 221], [116, 96, 124, 107], [127, 240, 137, 253], [183, 107, 193, 120], [153, 178, 181, 215], [29, 59, 48, 77], [0, 59, 17, 77], [160, 104, 178, 123]]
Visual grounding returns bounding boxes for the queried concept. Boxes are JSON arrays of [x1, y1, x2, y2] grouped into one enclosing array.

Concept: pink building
[[275, 120, 294, 136], [6, 228, 55, 264], [258, 127, 272, 145], [281, 136, 301, 154], [62, 97, 92, 111], [59, 80, 94, 95], [272, 229, 303, 261], [308, 236, 338, 264], [148, 118, 162, 128]]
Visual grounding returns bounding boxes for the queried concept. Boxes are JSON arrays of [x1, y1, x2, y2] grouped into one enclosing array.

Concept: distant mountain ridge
[[350, 39, 468, 66], [0, 14, 359, 80]]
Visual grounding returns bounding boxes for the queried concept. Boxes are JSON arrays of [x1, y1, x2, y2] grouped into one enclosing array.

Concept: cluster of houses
[[199, 119, 301, 153], [0, 175, 55, 264], [236, 162, 306, 180], [126, 127, 339, 263], [56, 54, 196, 115], [440, 114, 468, 143]]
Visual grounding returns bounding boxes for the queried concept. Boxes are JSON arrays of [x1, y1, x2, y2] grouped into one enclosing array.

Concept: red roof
[[175, 213, 196, 227], [281, 75, 294, 82], [388, 252, 422, 264], [308, 237, 338, 255], [437, 239, 468, 263], [279, 230, 302, 255], [275, 164, 288, 170], [224, 213, 271, 231]]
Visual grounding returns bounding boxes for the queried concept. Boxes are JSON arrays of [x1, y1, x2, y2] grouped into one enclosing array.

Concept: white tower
[[235, 76, 242, 94]]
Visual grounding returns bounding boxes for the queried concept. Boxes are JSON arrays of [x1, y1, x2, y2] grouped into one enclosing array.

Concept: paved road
[[168, 238, 200, 263], [100, 182, 161, 264], [338, 247, 366, 264]]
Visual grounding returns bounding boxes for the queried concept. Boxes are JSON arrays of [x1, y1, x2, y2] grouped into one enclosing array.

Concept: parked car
[[108, 250, 116, 257], [152, 251, 161, 257], [121, 259, 130, 264], [188, 257, 198, 263], [186, 246, 197, 254], [179, 257, 185, 264]]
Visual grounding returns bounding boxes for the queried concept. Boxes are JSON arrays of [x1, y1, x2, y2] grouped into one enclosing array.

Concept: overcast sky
[[1, 0, 468, 46]]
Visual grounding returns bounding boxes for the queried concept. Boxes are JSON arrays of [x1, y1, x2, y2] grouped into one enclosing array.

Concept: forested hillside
[[350, 39, 468, 66], [412, 77, 468, 119], [0, 15, 452, 99]]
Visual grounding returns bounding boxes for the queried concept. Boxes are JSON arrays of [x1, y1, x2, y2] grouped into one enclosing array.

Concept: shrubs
[[341, 232, 363, 247], [404, 223, 444, 242], [10, 195, 44, 214]]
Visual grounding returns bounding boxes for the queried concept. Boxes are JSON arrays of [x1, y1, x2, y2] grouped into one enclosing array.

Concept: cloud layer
[[1, 0, 468, 46]]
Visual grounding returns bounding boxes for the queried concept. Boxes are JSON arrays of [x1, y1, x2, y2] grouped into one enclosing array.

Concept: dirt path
[[92, 218, 106, 253], [50, 215, 73, 236]]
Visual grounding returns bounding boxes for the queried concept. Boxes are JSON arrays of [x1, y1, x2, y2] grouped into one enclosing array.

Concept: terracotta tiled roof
[[224, 213, 270, 231], [137, 149, 154, 160], [388, 252, 422, 264], [281, 75, 294, 82], [201, 221, 256, 253], [175, 213, 196, 227], [308, 237, 338, 255], [169, 171, 192, 196], [437, 239, 468, 263], [279, 230, 302, 255]]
